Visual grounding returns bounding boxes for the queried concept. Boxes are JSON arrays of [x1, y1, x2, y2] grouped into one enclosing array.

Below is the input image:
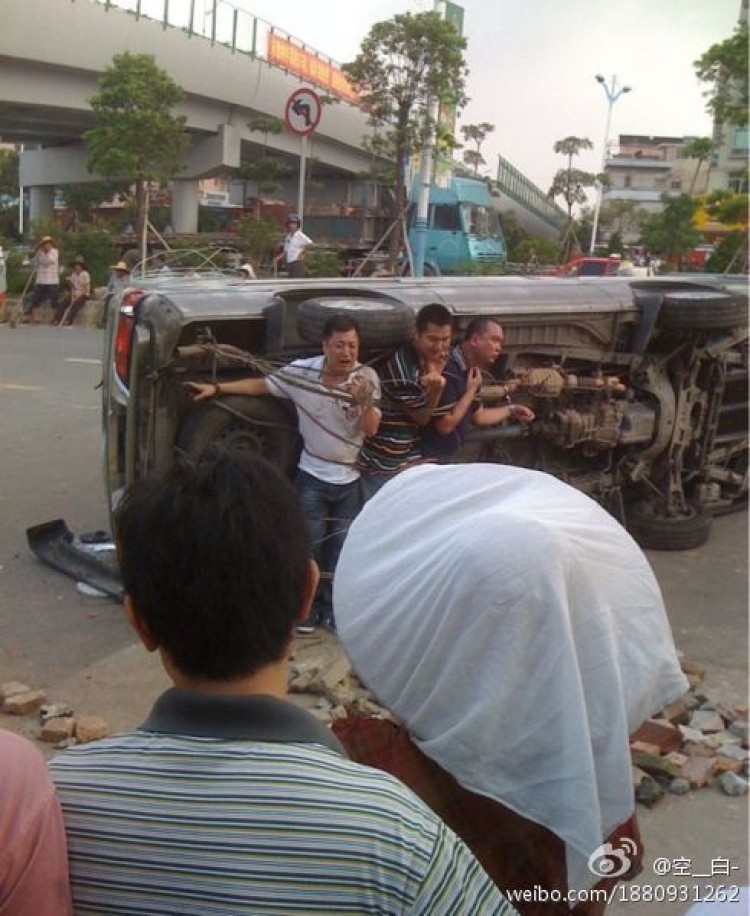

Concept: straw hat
[[71, 255, 87, 268], [110, 260, 130, 272], [36, 235, 56, 249]]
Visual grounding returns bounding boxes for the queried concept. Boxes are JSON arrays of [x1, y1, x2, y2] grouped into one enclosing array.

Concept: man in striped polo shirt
[[358, 302, 453, 500], [49, 450, 515, 915]]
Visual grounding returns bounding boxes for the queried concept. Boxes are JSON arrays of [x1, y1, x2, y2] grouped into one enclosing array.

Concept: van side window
[[432, 205, 461, 231]]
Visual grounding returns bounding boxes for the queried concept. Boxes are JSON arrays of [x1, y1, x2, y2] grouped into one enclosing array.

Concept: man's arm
[[473, 402, 535, 426], [185, 377, 270, 402]]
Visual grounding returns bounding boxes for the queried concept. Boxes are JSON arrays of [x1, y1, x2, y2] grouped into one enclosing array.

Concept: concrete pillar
[[171, 179, 199, 234], [29, 186, 55, 225]]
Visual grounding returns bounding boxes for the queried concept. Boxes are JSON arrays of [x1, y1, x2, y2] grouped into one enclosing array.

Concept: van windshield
[[462, 204, 502, 239]]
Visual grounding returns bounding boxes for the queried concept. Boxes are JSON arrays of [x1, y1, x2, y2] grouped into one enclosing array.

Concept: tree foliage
[[599, 199, 648, 238], [460, 122, 494, 177], [343, 11, 468, 260], [60, 182, 129, 226], [0, 148, 19, 197], [681, 137, 714, 194], [640, 193, 702, 265], [549, 137, 597, 260], [85, 52, 188, 235], [694, 20, 749, 126]]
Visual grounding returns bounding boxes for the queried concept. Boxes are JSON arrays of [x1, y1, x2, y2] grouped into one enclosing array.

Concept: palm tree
[[682, 137, 714, 194]]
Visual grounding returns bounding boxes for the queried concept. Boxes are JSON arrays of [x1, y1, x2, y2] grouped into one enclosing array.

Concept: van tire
[[176, 396, 300, 478], [626, 500, 712, 550], [657, 291, 748, 331], [297, 297, 414, 348]]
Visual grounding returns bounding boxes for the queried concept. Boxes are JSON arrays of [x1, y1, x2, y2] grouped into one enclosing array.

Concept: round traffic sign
[[284, 88, 322, 137]]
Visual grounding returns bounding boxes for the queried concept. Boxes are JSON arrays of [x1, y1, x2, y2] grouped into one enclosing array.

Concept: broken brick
[[714, 756, 744, 775], [74, 716, 110, 744], [688, 711, 726, 734], [631, 718, 682, 754], [630, 740, 662, 757], [41, 716, 77, 743], [0, 682, 32, 703], [2, 689, 47, 716]]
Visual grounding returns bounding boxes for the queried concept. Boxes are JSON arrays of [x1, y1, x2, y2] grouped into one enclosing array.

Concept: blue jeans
[[296, 470, 361, 625]]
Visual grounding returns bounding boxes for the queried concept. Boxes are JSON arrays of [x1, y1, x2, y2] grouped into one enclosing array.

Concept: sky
[[225, 0, 741, 196]]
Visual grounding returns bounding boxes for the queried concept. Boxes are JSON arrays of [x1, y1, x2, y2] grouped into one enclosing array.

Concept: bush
[[304, 249, 342, 278], [238, 216, 281, 267]]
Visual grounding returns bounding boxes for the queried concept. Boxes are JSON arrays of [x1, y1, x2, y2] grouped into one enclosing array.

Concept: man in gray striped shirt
[[50, 450, 515, 915]]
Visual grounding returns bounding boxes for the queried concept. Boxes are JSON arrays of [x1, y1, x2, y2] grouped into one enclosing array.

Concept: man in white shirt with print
[[188, 314, 380, 631]]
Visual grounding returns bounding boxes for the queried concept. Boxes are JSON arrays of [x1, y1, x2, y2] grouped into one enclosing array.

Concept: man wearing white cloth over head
[[333, 464, 689, 914]]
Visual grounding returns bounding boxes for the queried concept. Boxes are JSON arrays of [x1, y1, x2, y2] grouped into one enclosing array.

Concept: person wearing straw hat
[[97, 260, 131, 329], [53, 256, 91, 327], [22, 236, 60, 324]]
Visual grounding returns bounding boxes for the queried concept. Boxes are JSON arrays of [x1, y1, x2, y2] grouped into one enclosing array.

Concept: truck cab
[[408, 177, 506, 274]]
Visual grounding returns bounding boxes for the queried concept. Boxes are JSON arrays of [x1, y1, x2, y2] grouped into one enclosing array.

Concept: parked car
[[102, 270, 748, 549]]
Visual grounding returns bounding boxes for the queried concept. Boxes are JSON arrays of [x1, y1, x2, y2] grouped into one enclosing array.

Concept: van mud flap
[[26, 519, 124, 600]]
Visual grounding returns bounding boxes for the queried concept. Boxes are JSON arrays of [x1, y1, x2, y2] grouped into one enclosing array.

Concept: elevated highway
[[2, 0, 563, 239]]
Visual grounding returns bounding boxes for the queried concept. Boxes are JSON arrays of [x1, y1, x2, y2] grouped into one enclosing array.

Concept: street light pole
[[589, 74, 631, 255]]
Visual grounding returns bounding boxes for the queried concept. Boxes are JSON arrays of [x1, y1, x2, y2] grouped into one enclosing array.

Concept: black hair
[[114, 449, 311, 681], [322, 314, 361, 340], [415, 302, 453, 333], [463, 317, 501, 340]]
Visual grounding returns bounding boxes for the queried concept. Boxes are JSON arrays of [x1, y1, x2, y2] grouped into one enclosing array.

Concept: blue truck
[[407, 176, 506, 274]]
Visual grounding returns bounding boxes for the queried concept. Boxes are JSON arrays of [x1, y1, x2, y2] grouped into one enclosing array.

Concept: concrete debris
[[2, 689, 47, 716], [668, 778, 691, 796], [634, 773, 664, 808], [717, 772, 748, 797], [40, 703, 74, 723], [688, 710, 726, 734], [627, 678, 748, 807]]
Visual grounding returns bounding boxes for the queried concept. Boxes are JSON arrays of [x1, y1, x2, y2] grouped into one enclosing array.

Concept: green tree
[[343, 11, 468, 263], [237, 215, 281, 269], [599, 199, 648, 239], [548, 137, 596, 260], [460, 122, 494, 177], [60, 181, 128, 227], [497, 209, 527, 260], [682, 137, 714, 194], [694, 19, 749, 126], [640, 193, 702, 269], [85, 52, 188, 241]]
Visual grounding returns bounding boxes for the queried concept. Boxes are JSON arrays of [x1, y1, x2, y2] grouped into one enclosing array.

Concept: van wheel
[[297, 297, 414, 349], [625, 500, 712, 550], [176, 396, 300, 478], [657, 291, 748, 331]]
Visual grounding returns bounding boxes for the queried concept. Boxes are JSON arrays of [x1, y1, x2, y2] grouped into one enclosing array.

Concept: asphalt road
[[0, 324, 747, 913]]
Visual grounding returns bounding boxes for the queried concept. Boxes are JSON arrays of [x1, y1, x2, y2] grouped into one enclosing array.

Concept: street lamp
[[589, 74, 631, 255]]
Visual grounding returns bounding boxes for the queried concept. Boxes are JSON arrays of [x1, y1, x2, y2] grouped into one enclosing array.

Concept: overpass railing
[[88, 0, 358, 103], [495, 154, 567, 232]]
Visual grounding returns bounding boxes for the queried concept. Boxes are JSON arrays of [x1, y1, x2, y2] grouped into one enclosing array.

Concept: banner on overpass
[[267, 34, 358, 105]]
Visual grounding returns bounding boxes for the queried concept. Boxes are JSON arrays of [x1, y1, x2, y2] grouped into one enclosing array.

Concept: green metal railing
[[496, 154, 566, 231]]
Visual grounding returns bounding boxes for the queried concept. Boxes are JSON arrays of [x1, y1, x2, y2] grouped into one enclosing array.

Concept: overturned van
[[102, 270, 748, 549]]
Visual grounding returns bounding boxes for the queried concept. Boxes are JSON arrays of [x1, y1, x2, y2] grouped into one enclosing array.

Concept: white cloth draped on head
[[334, 463, 688, 895]]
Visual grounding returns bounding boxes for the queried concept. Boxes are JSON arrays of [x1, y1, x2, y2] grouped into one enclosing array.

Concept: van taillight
[[114, 291, 142, 386]]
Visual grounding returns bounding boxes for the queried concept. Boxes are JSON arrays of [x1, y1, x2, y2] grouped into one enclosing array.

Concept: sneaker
[[295, 622, 317, 635]]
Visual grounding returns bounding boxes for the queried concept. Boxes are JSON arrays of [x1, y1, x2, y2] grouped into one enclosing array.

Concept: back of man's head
[[114, 450, 311, 681]]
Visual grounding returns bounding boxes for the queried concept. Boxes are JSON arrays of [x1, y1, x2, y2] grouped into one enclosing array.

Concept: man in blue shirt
[[421, 317, 534, 459]]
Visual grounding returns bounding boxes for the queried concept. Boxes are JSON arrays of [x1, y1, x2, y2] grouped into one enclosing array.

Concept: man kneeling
[[49, 450, 513, 915]]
